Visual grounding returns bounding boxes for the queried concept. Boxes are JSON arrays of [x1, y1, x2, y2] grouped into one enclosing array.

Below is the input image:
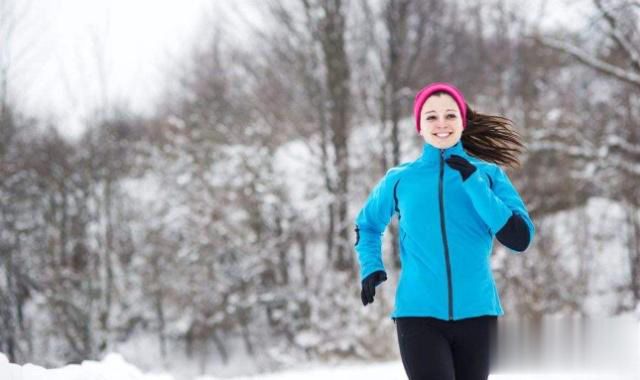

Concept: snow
[[0, 353, 172, 380], [2, 352, 639, 380]]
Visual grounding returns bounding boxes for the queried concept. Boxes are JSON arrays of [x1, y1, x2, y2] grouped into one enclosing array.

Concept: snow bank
[[195, 360, 402, 380], [2, 352, 638, 380], [0, 352, 174, 380]]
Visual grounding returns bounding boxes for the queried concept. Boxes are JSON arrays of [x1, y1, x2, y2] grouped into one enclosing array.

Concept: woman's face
[[419, 93, 463, 149]]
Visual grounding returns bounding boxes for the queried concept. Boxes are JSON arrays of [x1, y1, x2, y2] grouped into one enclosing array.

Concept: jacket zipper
[[439, 149, 454, 321]]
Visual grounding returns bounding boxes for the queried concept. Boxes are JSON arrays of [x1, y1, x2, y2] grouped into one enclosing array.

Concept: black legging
[[394, 315, 498, 380]]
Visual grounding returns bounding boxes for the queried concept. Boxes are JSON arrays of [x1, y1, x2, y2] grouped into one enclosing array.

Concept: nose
[[433, 117, 446, 128]]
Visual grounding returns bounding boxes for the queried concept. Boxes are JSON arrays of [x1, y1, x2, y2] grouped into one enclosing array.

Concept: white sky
[[7, 0, 230, 138], [4, 0, 590, 139]]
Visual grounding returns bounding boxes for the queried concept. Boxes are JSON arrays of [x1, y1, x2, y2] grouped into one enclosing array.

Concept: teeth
[[435, 133, 451, 137]]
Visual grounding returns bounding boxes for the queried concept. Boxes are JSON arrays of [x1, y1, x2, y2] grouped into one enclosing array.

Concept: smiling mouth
[[433, 132, 452, 139]]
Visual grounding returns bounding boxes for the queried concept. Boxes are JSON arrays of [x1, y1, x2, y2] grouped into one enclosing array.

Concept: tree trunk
[[627, 204, 640, 307], [316, 0, 352, 272], [297, 231, 309, 288], [239, 310, 254, 357], [211, 329, 228, 365]]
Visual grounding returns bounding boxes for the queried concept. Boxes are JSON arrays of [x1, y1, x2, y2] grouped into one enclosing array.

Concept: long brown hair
[[461, 104, 524, 168]]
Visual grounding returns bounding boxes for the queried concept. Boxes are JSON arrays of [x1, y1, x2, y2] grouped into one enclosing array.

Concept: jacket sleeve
[[354, 171, 398, 281], [461, 165, 535, 252]]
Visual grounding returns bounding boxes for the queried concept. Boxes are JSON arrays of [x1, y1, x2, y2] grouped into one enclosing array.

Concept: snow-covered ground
[[0, 352, 171, 380], [2, 352, 638, 380]]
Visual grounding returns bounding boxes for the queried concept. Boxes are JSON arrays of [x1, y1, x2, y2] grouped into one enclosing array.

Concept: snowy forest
[[1, 0, 639, 378]]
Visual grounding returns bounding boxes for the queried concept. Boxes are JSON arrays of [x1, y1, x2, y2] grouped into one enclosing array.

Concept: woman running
[[354, 82, 535, 380]]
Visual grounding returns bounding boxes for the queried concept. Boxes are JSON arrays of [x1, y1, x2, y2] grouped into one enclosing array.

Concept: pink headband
[[413, 82, 467, 133]]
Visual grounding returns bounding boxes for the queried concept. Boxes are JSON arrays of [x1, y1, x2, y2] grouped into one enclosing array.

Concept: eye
[[426, 116, 436, 120], [446, 114, 456, 119]]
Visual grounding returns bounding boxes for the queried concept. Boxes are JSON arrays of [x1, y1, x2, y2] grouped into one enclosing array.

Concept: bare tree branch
[[402, 0, 429, 86], [594, 0, 640, 74], [535, 36, 640, 88]]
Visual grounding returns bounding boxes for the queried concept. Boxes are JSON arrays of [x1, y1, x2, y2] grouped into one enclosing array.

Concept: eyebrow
[[425, 109, 458, 114]]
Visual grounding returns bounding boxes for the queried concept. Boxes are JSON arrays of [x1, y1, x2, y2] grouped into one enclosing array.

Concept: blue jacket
[[354, 140, 535, 321]]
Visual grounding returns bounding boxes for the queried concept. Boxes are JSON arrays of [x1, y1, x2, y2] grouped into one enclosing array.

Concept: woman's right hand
[[361, 270, 387, 306]]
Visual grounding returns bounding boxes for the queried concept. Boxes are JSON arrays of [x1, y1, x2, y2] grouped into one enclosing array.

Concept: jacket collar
[[417, 140, 468, 166]]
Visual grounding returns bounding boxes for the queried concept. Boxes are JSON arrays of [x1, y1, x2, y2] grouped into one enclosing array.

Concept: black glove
[[445, 154, 476, 181], [361, 270, 387, 306]]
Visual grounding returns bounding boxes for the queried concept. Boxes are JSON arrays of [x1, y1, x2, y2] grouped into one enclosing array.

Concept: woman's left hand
[[445, 154, 476, 181]]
